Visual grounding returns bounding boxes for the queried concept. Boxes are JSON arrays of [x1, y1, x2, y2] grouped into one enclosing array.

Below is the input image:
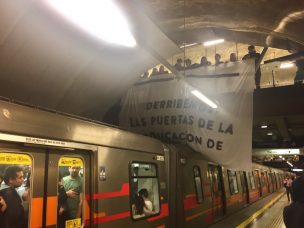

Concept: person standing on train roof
[[63, 166, 83, 220], [283, 175, 304, 228], [242, 45, 262, 89], [0, 165, 25, 228]]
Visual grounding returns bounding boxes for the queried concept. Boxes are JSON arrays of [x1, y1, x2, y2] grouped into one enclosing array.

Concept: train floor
[[209, 189, 289, 228]]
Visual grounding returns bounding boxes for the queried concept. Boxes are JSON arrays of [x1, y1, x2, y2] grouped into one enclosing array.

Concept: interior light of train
[[261, 125, 268, 128], [191, 90, 218, 109], [286, 161, 293, 167], [280, 62, 294, 69], [269, 149, 300, 155], [46, 0, 136, 47], [203, 39, 225, 46], [292, 168, 303, 172], [267, 132, 273, 136], [279, 155, 283, 158], [180, 42, 199, 48]]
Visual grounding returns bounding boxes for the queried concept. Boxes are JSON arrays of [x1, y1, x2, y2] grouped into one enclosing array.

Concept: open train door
[[0, 141, 93, 228]]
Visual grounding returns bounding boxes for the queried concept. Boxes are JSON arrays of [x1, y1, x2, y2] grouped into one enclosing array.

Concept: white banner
[[119, 61, 255, 171]]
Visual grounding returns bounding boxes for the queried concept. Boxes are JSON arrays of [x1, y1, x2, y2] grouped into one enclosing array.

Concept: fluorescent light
[[267, 132, 273, 136], [46, 0, 136, 47], [203, 39, 224, 46], [279, 155, 282, 158], [180, 43, 198, 48], [261, 125, 268, 129], [269, 149, 300, 155], [287, 161, 293, 167], [191, 90, 218, 109], [280, 62, 294, 69], [292, 168, 303, 172]]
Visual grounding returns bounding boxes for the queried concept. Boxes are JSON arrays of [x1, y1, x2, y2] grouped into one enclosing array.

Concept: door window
[[57, 157, 84, 228], [227, 170, 239, 194], [0, 152, 32, 228], [129, 162, 160, 220], [193, 166, 204, 203]]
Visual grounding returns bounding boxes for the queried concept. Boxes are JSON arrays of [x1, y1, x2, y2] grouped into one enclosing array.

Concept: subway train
[[0, 100, 292, 228]]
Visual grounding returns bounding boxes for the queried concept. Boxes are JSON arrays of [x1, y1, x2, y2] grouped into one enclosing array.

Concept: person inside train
[[283, 176, 293, 202], [215, 53, 224, 65], [57, 174, 68, 228], [131, 193, 145, 218], [17, 171, 31, 227], [138, 188, 154, 215], [230, 53, 237, 62], [242, 45, 261, 89], [185, 59, 192, 69], [0, 165, 26, 228], [158, 65, 169, 74], [174, 58, 184, 71], [283, 176, 304, 227], [63, 166, 83, 220]]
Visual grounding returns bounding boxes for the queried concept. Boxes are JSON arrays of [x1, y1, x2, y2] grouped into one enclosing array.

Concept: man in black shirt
[[242, 45, 262, 89], [0, 165, 25, 228]]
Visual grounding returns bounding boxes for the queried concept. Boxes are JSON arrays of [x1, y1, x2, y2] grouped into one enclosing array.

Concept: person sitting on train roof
[[215, 53, 224, 65], [200, 56, 211, 66], [158, 65, 169, 74], [283, 176, 304, 228], [138, 188, 154, 215], [174, 58, 184, 71], [230, 53, 237, 62], [242, 45, 261, 89], [150, 67, 159, 76]]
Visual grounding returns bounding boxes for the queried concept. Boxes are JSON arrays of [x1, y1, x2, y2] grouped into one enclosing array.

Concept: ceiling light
[[261, 125, 268, 129], [203, 39, 225, 46], [279, 155, 282, 158], [46, 0, 136, 47], [280, 62, 294, 69], [269, 149, 300, 155], [292, 168, 303, 172], [180, 43, 199, 48], [191, 90, 218, 109], [267, 132, 273, 136]]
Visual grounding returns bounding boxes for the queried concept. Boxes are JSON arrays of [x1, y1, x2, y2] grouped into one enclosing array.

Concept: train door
[[254, 170, 262, 197], [240, 171, 249, 204], [0, 143, 92, 228], [208, 164, 225, 218]]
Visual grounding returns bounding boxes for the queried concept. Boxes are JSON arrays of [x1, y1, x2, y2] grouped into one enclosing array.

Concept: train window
[[129, 162, 160, 220], [0, 152, 32, 228], [58, 157, 84, 228], [254, 170, 261, 188], [248, 172, 256, 190], [227, 170, 239, 194], [193, 166, 204, 203]]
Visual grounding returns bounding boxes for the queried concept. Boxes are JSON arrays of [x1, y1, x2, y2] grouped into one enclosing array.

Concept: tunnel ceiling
[[1, 0, 304, 160]]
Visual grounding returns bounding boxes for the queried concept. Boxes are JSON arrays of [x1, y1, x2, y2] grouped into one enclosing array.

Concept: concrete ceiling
[[1, 0, 304, 166]]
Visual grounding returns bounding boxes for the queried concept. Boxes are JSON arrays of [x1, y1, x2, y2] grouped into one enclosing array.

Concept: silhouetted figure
[[294, 59, 304, 85], [150, 68, 159, 76], [284, 176, 293, 202], [284, 176, 304, 228], [230, 53, 237, 62], [158, 65, 169, 74], [200, 56, 210, 66], [174, 58, 184, 71], [138, 188, 153, 215], [185, 59, 192, 69], [242, 45, 261, 89], [215, 53, 224, 65]]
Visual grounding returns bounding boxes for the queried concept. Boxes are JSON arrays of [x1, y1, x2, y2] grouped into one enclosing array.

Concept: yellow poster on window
[[0, 153, 32, 165], [59, 157, 83, 167]]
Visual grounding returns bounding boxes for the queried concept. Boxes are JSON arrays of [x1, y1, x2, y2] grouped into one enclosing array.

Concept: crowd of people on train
[[0, 165, 83, 228]]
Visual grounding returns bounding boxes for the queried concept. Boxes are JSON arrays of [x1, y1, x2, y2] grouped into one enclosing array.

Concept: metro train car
[[0, 100, 292, 228]]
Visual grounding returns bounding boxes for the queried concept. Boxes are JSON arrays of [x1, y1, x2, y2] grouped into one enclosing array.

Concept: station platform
[[209, 189, 289, 228]]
